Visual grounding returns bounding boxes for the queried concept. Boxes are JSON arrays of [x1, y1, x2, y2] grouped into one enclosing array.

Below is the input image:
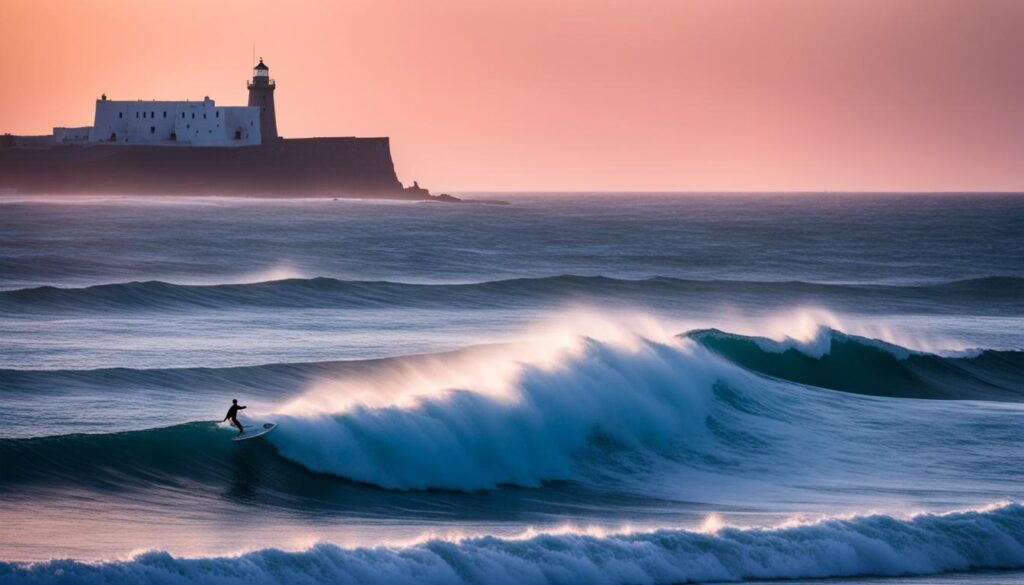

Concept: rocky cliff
[[0, 137, 443, 199]]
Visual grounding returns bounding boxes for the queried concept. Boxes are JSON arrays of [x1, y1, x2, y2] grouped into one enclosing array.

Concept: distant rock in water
[[402, 180, 460, 202], [402, 180, 509, 205]]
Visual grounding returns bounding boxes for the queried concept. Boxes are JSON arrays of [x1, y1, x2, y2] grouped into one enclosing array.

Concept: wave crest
[[688, 327, 1024, 400]]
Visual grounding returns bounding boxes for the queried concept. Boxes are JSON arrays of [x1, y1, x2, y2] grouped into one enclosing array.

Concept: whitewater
[[1, 193, 1022, 584]]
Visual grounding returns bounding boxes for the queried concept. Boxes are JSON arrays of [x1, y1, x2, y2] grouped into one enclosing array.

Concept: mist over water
[[1, 193, 1022, 583]]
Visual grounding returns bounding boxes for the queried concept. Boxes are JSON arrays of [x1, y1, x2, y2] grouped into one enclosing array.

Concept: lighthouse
[[247, 58, 278, 142]]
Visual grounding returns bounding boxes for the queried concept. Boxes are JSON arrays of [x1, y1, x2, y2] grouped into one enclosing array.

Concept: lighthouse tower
[[247, 58, 278, 142]]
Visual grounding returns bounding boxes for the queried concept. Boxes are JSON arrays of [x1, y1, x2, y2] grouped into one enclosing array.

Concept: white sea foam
[[6, 503, 1024, 584]]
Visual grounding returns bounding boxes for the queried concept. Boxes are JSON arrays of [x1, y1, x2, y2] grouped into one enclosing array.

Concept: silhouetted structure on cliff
[[0, 60, 456, 201]]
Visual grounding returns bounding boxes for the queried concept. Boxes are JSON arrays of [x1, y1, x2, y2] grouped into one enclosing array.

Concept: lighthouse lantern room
[[247, 58, 278, 143]]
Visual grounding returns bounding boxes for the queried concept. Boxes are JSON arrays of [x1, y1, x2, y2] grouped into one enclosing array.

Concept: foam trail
[[5, 504, 1024, 584]]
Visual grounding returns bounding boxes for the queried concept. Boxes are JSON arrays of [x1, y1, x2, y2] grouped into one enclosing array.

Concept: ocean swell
[[1, 275, 1020, 313], [4, 504, 1024, 584]]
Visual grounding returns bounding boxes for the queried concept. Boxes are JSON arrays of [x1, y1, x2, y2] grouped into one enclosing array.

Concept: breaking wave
[[4, 325, 1022, 496], [267, 335, 720, 490], [4, 503, 1024, 584], [0, 335, 726, 492]]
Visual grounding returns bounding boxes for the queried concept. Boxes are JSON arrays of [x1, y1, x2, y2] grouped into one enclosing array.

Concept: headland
[[0, 136, 450, 199], [0, 59, 465, 202]]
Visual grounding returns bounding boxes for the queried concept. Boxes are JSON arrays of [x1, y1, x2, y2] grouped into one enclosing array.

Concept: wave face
[[688, 328, 1024, 401], [2, 275, 1021, 314], [267, 336, 719, 490], [5, 504, 1024, 584]]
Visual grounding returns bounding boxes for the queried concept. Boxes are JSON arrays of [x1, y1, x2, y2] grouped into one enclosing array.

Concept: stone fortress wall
[[86, 98, 260, 147]]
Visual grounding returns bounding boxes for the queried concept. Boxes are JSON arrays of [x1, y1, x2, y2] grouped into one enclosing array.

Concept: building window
[[136, 112, 139, 118], [150, 126, 155, 134], [119, 112, 123, 119], [203, 113, 207, 119], [215, 111, 220, 118], [181, 112, 185, 119], [191, 113, 195, 119], [151, 111, 155, 118], [163, 112, 167, 118], [186, 124, 190, 129]]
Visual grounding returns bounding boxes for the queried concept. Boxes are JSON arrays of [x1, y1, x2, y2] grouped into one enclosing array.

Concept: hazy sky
[[2, 0, 1022, 191]]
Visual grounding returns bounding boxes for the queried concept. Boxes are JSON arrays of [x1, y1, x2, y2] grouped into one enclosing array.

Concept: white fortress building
[[53, 59, 278, 148], [85, 98, 260, 146]]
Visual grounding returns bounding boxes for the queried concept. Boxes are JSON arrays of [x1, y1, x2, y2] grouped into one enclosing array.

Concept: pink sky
[[2, 0, 1022, 191]]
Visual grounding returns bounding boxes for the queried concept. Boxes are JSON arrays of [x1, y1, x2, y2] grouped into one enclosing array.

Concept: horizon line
[[448, 190, 1024, 195]]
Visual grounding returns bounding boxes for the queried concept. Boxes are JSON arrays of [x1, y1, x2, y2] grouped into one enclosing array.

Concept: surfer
[[223, 399, 246, 436]]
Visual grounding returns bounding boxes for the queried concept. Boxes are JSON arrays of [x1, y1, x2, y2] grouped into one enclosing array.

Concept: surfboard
[[232, 422, 277, 442]]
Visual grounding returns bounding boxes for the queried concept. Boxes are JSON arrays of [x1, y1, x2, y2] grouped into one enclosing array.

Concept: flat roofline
[[97, 99, 223, 104]]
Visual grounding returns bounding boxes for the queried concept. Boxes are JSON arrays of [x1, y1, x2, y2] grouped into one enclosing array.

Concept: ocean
[[1, 192, 1022, 584]]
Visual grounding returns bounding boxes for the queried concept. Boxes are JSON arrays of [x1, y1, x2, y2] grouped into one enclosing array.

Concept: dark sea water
[[1, 193, 1023, 584]]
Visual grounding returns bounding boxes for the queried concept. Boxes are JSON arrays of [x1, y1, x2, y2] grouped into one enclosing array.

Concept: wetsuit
[[224, 403, 246, 434]]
